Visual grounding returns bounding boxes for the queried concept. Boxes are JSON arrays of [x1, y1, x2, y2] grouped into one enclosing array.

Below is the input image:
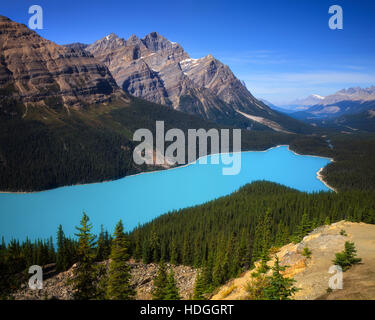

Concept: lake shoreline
[[0, 144, 335, 194], [316, 167, 337, 193], [281, 145, 336, 193]]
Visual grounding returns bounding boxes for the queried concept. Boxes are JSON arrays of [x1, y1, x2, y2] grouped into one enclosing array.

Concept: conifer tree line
[[1, 181, 375, 299], [129, 181, 375, 293], [152, 261, 181, 300], [0, 212, 181, 300], [0, 236, 56, 299]]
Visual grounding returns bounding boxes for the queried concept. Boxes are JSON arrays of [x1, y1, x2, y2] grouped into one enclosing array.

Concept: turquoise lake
[[0, 146, 331, 243]]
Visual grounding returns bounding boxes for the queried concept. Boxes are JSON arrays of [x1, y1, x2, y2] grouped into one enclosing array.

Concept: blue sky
[[2, 0, 375, 104]]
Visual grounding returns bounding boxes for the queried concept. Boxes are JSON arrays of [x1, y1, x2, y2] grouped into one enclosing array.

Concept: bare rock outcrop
[[13, 260, 197, 300], [212, 221, 375, 300]]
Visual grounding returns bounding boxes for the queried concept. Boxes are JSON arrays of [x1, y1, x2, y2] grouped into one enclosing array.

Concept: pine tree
[[292, 211, 312, 243], [333, 241, 362, 271], [262, 209, 272, 250], [251, 209, 273, 263], [324, 216, 331, 225], [142, 238, 152, 264], [182, 232, 192, 265], [0, 237, 5, 258], [133, 230, 142, 262], [21, 238, 33, 267], [238, 229, 251, 269], [228, 236, 241, 278], [47, 237, 55, 263], [169, 239, 179, 265], [245, 272, 269, 300], [152, 261, 168, 300], [150, 228, 161, 262], [164, 269, 181, 300], [0, 239, 13, 300], [106, 220, 135, 300], [311, 217, 319, 229], [61, 237, 78, 271], [96, 225, 111, 262], [212, 237, 227, 286], [275, 223, 284, 247], [257, 249, 271, 275], [193, 270, 207, 300], [245, 247, 272, 300], [264, 256, 299, 300], [72, 212, 99, 300], [56, 225, 66, 272]]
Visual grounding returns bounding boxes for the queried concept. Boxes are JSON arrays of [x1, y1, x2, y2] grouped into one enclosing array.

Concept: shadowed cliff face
[[85, 31, 307, 132], [0, 15, 119, 114]]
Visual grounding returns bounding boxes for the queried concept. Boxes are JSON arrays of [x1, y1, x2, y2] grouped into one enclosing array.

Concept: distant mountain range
[[318, 86, 375, 105], [283, 87, 375, 109], [259, 99, 297, 114], [283, 87, 375, 132], [286, 94, 325, 108], [298, 100, 375, 132]]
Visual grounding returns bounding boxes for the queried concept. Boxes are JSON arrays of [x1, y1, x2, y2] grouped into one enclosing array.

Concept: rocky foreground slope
[[13, 261, 197, 300], [212, 221, 375, 300], [13, 221, 375, 300]]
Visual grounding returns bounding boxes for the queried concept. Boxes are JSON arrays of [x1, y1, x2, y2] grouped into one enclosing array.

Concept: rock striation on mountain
[[0, 15, 119, 113], [85, 31, 304, 132]]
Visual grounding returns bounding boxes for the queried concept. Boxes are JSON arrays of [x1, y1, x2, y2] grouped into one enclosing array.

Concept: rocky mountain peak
[[0, 15, 11, 22], [64, 42, 89, 52], [86, 31, 307, 132], [105, 32, 119, 40], [0, 15, 119, 112], [87, 33, 126, 55], [127, 34, 141, 43], [142, 32, 176, 52], [146, 31, 160, 39], [321, 86, 375, 105]]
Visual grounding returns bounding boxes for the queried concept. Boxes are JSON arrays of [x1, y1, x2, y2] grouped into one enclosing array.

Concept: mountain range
[[1, 15, 310, 191], [284, 94, 325, 110], [0, 16, 120, 115], [0, 13, 310, 134], [269, 87, 375, 132], [282, 87, 375, 109], [69, 32, 310, 133]]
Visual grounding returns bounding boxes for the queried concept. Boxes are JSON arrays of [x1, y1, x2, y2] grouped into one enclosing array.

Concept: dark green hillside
[[287, 132, 375, 192], [318, 133, 375, 191], [0, 93, 298, 192], [1, 89, 374, 192], [130, 181, 375, 291], [325, 109, 375, 132]]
